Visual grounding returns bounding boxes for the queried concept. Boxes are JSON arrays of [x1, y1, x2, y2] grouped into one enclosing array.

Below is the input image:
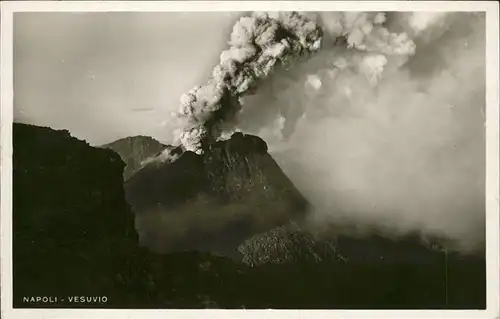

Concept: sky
[[13, 11, 487, 251], [14, 12, 241, 145]]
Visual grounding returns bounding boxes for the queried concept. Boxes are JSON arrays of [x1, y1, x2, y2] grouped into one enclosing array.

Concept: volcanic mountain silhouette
[[124, 132, 310, 256], [13, 123, 486, 309]]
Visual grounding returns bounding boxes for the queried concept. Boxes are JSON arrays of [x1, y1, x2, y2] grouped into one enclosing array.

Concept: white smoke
[[230, 12, 486, 252], [141, 148, 181, 167], [409, 12, 448, 35], [172, 12, 322, 154], [152, 11, 485, 252]]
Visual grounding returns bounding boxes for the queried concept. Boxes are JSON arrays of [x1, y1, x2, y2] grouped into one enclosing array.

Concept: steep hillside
[[124, 132, 310, 255], [12, 123, 485, 309], [12, 123, 243, 308], [13, 123, 141, 306]]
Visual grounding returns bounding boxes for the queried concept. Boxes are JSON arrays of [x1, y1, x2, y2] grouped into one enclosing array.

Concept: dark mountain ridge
[[13, 123, 139, 304], [12, 123, 486, 309], [124, 132, 310, 255]]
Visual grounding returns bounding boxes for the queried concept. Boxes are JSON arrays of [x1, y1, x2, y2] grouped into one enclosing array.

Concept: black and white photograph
[[1, 1, 499, 318]]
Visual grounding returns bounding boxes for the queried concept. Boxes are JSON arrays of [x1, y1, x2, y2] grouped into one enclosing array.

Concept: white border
[[1, 2, 498, 319]]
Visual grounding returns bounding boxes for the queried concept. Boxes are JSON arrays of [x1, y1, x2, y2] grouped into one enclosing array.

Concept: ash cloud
[[229, 12, 486, 252], [172, 12, 322, 154]]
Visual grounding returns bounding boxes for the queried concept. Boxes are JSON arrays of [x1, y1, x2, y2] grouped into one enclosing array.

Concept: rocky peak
[[101, 135, 169, 180], [124, 132, 309, 255]]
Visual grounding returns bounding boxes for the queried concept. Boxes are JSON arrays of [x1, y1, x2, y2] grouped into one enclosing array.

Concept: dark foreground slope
[[237, 222, 486, 309], [12, 123, 243, 308], [101, 136, 168, 180], [13, 123, 485, 309], [13, 123, 146, 306], [124, 132, 309, 255]]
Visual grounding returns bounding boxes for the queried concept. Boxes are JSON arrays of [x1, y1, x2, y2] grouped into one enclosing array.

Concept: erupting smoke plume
[[174, 12, 322, 153], [233, 12, 486, 252], [159, 11, 485, 252]]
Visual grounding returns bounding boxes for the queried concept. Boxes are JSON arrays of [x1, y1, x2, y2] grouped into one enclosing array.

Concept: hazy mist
[[14, 12, 486, 252]]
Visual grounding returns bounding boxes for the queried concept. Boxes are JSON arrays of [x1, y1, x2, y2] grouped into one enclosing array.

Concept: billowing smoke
[[173, 12, 322, 153], [231, 12, 486, 252], [158, 11, 485, 252]]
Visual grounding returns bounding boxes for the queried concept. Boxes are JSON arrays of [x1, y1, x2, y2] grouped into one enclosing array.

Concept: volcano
[[13, 123, 486, 309], [124, 132, 310, 256]]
